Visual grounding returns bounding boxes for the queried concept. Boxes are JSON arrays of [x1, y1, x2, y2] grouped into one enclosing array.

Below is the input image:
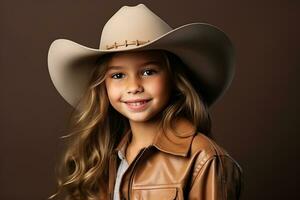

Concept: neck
[[128, 115, 161, 148]]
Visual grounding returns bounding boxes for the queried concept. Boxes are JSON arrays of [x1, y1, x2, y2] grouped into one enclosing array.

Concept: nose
[[126, 76, 144, 94]]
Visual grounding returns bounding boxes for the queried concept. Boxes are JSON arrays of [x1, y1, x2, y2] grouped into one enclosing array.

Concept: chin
[[127, 115, 152, 123], [125, 112, 156, 123]]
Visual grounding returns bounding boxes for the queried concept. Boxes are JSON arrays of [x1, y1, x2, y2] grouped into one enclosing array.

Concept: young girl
[[48, 4, 243, 200]]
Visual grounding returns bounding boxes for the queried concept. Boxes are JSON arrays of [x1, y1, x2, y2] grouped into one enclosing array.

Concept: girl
[[47, 4, 243, 200]]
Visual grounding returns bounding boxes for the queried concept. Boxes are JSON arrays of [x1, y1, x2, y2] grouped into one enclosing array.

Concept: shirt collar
[[114, 118, 197, 157]]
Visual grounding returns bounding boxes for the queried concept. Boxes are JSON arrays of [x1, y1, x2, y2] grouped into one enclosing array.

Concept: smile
[[124, 99, 151, 112], [126, 101, 148, 106]]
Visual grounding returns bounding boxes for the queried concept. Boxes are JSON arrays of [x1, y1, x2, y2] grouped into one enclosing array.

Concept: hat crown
[[99, 4, 172, 50]]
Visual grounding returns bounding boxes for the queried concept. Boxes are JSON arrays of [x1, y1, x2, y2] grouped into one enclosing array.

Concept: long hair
[[49, 50, 211, 200]]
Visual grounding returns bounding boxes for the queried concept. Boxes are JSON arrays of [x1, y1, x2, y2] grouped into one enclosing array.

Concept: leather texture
[[102, 118, 243, 200]]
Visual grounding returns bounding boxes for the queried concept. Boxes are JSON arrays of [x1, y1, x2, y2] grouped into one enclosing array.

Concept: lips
[[124, 99, 151, 103], [126, 101, 148, 106], [123, 99, 151, 111]]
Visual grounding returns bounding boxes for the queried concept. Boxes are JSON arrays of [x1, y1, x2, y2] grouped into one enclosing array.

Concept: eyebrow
[[107, 61, 163, 70]]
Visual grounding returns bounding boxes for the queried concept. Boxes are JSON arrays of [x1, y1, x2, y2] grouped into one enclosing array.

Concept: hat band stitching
[[106, 40, 150, 50]]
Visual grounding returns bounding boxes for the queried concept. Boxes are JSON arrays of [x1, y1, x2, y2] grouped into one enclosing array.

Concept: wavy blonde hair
[[49, 50, 211, 200]]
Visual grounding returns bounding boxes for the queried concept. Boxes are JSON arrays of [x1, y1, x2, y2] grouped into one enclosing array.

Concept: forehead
[[107, 50, 165, 67]]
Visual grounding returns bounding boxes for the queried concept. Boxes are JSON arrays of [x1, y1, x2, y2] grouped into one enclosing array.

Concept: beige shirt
[[113, 142, 129, 200]]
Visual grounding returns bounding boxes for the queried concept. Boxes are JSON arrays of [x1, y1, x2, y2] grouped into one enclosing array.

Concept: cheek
[[148, 75, 171, 99], [105, 80, 122, 102]]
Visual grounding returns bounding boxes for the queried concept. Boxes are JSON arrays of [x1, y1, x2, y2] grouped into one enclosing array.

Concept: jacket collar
[[114, 118, 197, 157]]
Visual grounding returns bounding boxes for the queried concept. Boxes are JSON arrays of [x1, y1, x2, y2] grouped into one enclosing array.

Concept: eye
[[111, 73, 125, 79], [142, 69, 157, 76]]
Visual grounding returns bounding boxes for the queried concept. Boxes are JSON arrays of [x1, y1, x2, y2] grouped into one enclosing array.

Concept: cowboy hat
[[47, 3, 235, 110]]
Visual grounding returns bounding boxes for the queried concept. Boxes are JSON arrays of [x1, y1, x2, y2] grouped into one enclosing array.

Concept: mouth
[[123, 99, 151, 112]]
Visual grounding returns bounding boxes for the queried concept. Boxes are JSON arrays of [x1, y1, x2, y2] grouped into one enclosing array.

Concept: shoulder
[[189, 132, 243, 174], [188, 133, 244, 199], [190, 132, 229, 157]]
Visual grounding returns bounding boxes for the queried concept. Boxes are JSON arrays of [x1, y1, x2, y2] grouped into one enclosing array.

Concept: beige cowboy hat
[[47, 3, 235, 110]]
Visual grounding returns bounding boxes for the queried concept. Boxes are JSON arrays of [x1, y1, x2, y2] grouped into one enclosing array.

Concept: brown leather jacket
[[105, 119, 243, 200]]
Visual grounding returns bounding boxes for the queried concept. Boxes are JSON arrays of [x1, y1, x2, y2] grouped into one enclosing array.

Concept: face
[[105, 50, 172, 123]]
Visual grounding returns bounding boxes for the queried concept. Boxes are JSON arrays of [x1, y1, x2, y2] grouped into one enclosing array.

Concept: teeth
[[127, 101, 146, 106]]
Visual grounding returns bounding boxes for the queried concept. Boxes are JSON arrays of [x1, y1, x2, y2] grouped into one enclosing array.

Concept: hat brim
[[47, 22, 235, 109]]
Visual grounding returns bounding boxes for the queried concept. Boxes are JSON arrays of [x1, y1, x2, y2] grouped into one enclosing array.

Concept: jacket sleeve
[[187, 155, 243, 200]]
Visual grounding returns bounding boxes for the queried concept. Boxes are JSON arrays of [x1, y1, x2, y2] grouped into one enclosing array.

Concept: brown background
[[1, 0, 299, 199]]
